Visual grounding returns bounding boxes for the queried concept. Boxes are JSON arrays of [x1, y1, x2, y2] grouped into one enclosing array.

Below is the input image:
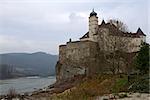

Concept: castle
[[56, 10, 146, 81]]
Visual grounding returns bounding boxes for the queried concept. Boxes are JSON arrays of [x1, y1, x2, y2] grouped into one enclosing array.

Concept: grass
[[112, 75, 128, 93], [39, 73, 149, 100], [7, 88, 18, 99], [50, 74, 126, 100], [49, 73, 149, 100]]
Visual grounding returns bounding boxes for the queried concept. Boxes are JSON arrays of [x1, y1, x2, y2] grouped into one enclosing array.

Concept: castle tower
[[136, 28, 146, 42], [89, 9, 98, 41]]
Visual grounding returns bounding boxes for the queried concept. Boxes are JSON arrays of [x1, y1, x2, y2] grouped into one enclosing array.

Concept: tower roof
[[136, 28, 146, 36], [101, 19, 106, 25], [90, 9, 97, 17]]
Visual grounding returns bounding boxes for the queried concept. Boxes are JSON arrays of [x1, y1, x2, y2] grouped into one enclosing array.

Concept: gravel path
[[96, 93, 150, 100]]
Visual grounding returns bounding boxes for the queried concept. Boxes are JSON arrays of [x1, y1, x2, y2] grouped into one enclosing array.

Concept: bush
[[135, 42, 149, 74], [128, 74, 149, 93], [112, 76, 128, 93], [7, 88, 18, 99]]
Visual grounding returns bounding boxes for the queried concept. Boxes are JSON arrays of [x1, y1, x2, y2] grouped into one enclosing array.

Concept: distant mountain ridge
[[0, 52, 58, 78]]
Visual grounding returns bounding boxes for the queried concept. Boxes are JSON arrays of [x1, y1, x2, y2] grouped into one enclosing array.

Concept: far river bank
[[0, 76, 56, 95]]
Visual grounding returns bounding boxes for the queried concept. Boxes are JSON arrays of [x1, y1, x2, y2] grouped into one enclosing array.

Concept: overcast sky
[[0, 0, 149, 54]]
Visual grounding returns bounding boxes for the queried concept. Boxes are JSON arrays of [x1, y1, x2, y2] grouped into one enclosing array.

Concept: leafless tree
[[7, 88, 18, 99], [108, 19, 128, 32], [98, 28, 132, 74], [0, 64, 14, 79], [108, 36, 130, 74]]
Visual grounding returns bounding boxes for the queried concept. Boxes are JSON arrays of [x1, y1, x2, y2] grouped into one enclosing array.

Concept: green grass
[[112, 75, 128, 93]]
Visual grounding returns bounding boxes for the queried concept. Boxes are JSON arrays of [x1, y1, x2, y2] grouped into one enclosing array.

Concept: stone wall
[[97, 27, 142, 53], [56, 36, 137, 81], [89, 15, 98, 42], [56, 40, 100, 81], [56, 28, 140, 82]]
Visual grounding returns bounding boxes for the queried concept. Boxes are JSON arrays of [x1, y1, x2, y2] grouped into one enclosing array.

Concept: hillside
[[27, 74, 149, 100], [0, 52, 58, 79]]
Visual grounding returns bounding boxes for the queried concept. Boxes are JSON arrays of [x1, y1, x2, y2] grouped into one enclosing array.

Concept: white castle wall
[[89, 16, 98, 42]]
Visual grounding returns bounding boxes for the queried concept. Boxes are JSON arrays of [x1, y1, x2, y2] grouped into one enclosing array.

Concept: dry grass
[[50, 74, 122, 100], [7, 88, 18, 99]]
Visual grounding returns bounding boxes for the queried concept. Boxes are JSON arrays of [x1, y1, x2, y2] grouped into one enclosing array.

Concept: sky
[[0, 0, 149, 54]]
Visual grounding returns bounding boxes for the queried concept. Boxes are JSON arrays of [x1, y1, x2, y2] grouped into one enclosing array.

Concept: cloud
[[0, 34, 59, 54], [0, 0, 149, 54], [0, 35, 29, 53], [69, 13, 85, 22], [0, 0, 137, 3], [101, 2, 148, 32]]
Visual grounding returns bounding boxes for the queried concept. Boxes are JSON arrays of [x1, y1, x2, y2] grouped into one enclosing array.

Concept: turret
[[136, 27, 146, 42], [89, 9, 98, 41], [136, 28, 146, 36]]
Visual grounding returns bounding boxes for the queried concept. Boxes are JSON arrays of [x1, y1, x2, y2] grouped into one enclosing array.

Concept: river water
[[0, 76, 56, 95]]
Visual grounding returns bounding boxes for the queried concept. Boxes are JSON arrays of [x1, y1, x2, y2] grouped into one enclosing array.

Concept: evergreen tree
[[136, 42, 149, 74]]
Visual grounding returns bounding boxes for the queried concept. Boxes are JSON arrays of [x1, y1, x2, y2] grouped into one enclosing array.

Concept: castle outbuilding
[[56, 10, 146, 81]]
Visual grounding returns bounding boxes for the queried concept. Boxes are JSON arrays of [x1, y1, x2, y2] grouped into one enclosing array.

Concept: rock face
[[56, 41, 100, 81]]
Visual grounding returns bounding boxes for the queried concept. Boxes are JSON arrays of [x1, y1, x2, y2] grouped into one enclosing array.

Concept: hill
[[0, 52, 58, 79]]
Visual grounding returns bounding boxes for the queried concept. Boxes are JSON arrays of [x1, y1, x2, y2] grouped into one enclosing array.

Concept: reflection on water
[[0, 76, 56, 95]]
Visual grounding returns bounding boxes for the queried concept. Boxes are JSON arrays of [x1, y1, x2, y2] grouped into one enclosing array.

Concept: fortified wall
[[56, 40, 100, 81]]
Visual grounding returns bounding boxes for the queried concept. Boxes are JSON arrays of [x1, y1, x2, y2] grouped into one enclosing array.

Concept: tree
[[108, 19, 128, 32], [105, 36, 131, 74], [98, 22, 132, 74], [0, 64, 14, 79], [135, 42, 149, 74]]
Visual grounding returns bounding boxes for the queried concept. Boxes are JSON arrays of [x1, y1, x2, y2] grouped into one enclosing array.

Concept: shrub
[[135, 42, 149, 74], [112, 76, 128, 93], [128, 74, 149, 93], [7, 88, 18, 99]]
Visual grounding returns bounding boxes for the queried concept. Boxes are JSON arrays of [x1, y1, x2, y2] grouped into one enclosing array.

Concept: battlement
[[59, 40, 98, 64]]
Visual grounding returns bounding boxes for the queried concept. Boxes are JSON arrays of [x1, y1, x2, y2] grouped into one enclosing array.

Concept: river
[[0, 76, 56, 95]]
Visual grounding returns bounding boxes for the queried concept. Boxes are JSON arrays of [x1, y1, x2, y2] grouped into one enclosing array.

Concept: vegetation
[[128, 73, 149, 93], [126, 42, 149, 93], [50, 73, 149, 100], [112, 75, 128, 93], [0, 52, 58, 76], [135, 42, 149, 74], [49, 42, 149, 99], [50, 74, 129, 100], [7, 88, 18, 99], [108, 19, 128, 32], [97, 19, 132, 75], [0, 64, 14, 79]]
